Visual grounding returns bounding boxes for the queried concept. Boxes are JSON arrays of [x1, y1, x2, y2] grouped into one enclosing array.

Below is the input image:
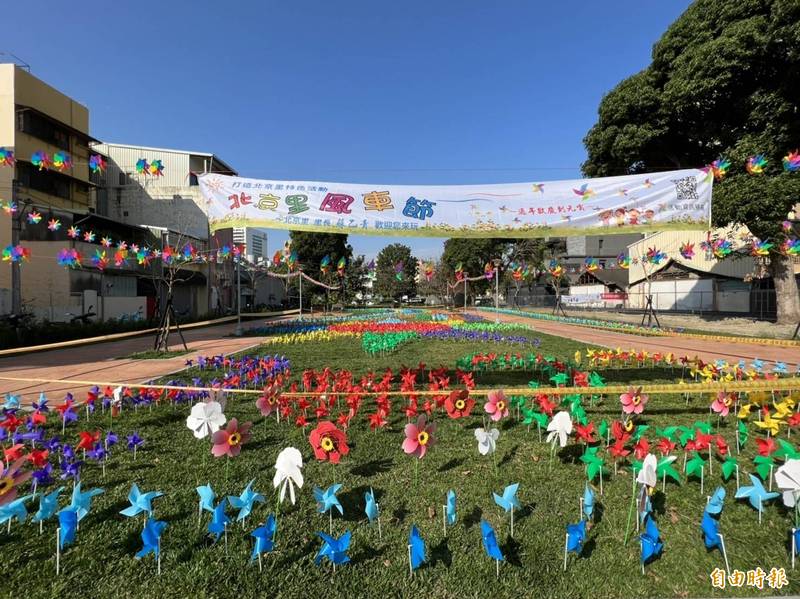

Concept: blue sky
[[4, 1, 690, 259]]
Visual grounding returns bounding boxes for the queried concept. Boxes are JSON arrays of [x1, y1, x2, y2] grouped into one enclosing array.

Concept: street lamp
[[493, 258, 502, 323], [234, 256, 242, 336]]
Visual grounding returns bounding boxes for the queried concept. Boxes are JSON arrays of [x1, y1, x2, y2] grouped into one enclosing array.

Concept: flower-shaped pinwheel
[[711, 391, 734, 418], [444, 389, 474, 419], [0, 458, 31, 507], [273, 447, 304, 504], [211, 418, 252, 458], [484, 389, 509, 421], [620, 386, 648, 415], [546, 411, 572, 448], [402, 414, 436, 459], [309, 421, 349, 464], [474, 427, 499, 456]]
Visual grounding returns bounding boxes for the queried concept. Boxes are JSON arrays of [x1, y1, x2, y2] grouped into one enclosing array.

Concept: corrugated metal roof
[[91, 142, 237, 174]]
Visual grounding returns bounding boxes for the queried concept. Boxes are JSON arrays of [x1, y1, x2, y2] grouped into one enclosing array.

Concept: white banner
[[199, 168, 711, 238]]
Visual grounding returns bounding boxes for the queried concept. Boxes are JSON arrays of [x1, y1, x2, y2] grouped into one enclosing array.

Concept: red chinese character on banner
[[320, 193, 354, 215], [228, 192, 252, 210]]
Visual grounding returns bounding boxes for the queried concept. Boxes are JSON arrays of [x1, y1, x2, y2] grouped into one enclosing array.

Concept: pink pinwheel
[[620, 386, 648, 415], [211, 418, 252, 458], [484, 389, 509, 422], [711, 391, 734, 417], [402, 414, 436, 459], [0, 457, 31, 506]]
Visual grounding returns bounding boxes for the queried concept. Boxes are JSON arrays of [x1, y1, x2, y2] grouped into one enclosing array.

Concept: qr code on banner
[[672, 176, 699, 200]]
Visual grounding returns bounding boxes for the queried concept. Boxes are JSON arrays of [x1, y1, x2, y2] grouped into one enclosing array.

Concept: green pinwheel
[[597, 420, 609, 441], [693, 421, 713, 435], [686, 452, 707, 480], [632, 425, 650, 442], [721, 455, 738, 481], [737, 421, 749, 448], [753, 455, 775, 481], [774, 439, 800, 461], [588, 372, 605, 388], [654, 426, 679, 440], [580, 446, 605, 482], [677, 426, 695, 447], [656, 456, 681, 484], [550, 372, 569, 386], [522, 408, 548, 430]]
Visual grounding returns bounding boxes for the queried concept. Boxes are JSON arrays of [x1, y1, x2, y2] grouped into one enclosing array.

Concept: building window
[[17, 109, 71, 150], [189, 173, 198, 186], [598, 239, 604, 250], [17, 163, 71, 200]]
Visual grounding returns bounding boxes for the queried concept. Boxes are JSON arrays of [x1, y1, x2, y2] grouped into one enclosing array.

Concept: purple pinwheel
[[87, 443, 107, 462], [105, 430, 118, 448], [45, 436, 62, 453], [62, 444, 75, 461], [127, 432, 144, 453], [32, 463, 54, 487], [60, 460, 83, 481], [32, 395, 49, 412], [62, 406, 78, 424]]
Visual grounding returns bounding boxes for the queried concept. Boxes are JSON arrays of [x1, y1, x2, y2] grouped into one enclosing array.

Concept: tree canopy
[[440, 238, 509, 294], [374, 243, 417, 300], [582, 0, 800, 321]]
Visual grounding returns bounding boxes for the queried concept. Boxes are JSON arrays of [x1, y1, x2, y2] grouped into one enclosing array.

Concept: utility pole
[[10, 180, 21, 314], [493, 258, 502, 323], [235, 256, 242, 335]]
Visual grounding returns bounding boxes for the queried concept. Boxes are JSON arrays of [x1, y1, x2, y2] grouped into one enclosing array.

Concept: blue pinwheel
[[3, 393, 20, 410], [33, 487, 64, 523], [493, 483, 521, 512], [752, 359, 764, 373], [196, 484, 216, 513], [313, 483, 343, 516], [567, 520, 587, 554], [480, 519, 504, 561], [735, 474, 779, 513], [364, 488, 378, 523], [207, 501, 229, 541], [227, 479, 265, 521], [251, 515, 277, 561], [58, 509, 78, 549], [701, 511, 720, 549], [640, 515, 663, 564], [705, 486, 725, 516], [33, 392, 49, 412], [774, 362, 788, 375], [65, 482, 104, 522], [120, 483, 163, 518], [0, 494, 32, 526], [446, 489, 457, 526], [583, 484, 595, 521], [409, 525, 426, 570], [136, 518, 167, 559], [315, 531, 351, 566]]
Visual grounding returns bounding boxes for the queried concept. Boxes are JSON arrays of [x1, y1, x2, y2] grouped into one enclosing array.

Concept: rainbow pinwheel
[[89, 154, 106, 174], [83, 230, 96, 243], [394, 261, 404, 281], [483, 262, 495, 280], [783, 151, 800, 173], [547, 259, 564, 278], [57, 248, 81, 268], [0, 148, 14, 167], [679, 242, 695, 259], [572, 184, 595, 201], [287, 251, 299, 271], [27, 211, 42, 224], [52, 151, 72, 172], [148, 159, 164, 177], [2, 201, 16, 214], [750, 239, 773, 257], [31, 151, 51, 171], [135, 159, 149, 174], [336, 256, 346, 276], [2, 245, 29, 263], [532, 183, 544, 194], [710, 158, 730, 180], [645, 247, 666, 264], [67, 226, 80, 239], [584, 257, 599, 272], [424, 261, 434, 281], [746, 154, 768, 175], [782, 238, 800, 256], [47, 218, 61, 232], [320, 255, 331, 274], [616, 253, 630, 269], [712, 238, 733, 259]]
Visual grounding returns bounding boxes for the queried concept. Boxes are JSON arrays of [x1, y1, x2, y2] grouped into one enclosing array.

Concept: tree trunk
[[770, 254, 800, 324]]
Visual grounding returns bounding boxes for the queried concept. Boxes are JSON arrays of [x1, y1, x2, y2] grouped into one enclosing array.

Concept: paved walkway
[[474, 311, 800, 367], [0, 320, 276, 403]]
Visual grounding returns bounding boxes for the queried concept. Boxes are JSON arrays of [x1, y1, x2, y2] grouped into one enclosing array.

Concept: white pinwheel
[[185, 400, 226, 439], [546, 411, 572, 448], [775, 459, 800, 508], [273, 447, 304, 504], [474, 427, 500, 456], [636, 453, 658, 488]]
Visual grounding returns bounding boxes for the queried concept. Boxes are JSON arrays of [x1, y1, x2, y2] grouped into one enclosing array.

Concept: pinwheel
[[126, 432, 144, 456], [705, 486, 726, 516], [309, 421, 349, 464], [148, 159, 164, 177], [446, 490, 456, 526], [782, 150, 800, 172], [89, 154, 106, 174], [444, 389, 474, 418], [775, 459, 800, 525], [83, 230, 95, 243], [709, 157, 730, 180], [52, 151, 72, 171], [566, 520, 586, 557], [481, 519, 504, 565], [408, 525, 426, 572], [711, 391, 734, 418], [2, 245, 29, 263], [572, 183, 595, 201], [186, 400, 226, 439], [423, 261, 434, 281], [0, 494, 32, 527], [309, 532, 351, 574], [0, 458, 31, 507], [547, 259, 564, 278], [402, 414, 436, 459], [782, 237, 800, 256], [746, 154, 768, 175], [58, 508, 78, 551], [475, 427, 499, 456], [0, 148, 14, 167], [196, 484, 216, 516], [31, 151, 51, 170], [251, 515, 277, 564], [620, 386, 648, 415], [679, 242, 695, 259], [228, 480, 266, 522], [493, 483, 521, 536], [336, 256, 346, 276], [547, 411, 572, 450], [735, 474, 779, 522], [27, 210, 42, 224], [484, 389, 509, 421], [483, 262, 495, 280], [750, 239, 773, 257], [700, 510, 720, 549], [583, 484, 595, 520], [47, 218, 61, 231], [273, 447, 304, 505], [136, 158, 149, 174], [67, 225, 80, 239], [136, 518, 167, 564], [645, 247, 666, 264], [584, 257, 599, 272], [207, 501, 229, 541], [616, 253, 631, 269], [320, 255, 331, 274], [32, 486, 64, 524], [364, 487, 379, 524], [211, 418, 251, 458], [639, 515, 663, 566], [65, 482, 104, 522]]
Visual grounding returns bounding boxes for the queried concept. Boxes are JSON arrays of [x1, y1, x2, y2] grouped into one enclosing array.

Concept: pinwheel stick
[[55, 527, 61, 575], [623, 478, 637, 545], [510, 506, 515, 538], [157, 538, 162, 575], [792, 527, 796, 570], [718, 534, 730, 576], [407, 544, 414, 578], [442, 505, 447, 536], [563, 532, 569, 571]]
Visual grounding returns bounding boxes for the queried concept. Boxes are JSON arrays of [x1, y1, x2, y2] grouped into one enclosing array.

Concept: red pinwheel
[[574, 422, 597, 445], [633, 437, 650, 460], [656, 438, 676, 456], [444, 389, 474, 419], [715, 435, 729, 458], [4, 444, 24, 463], [309, 421, 349, 464], [608, 439, 631, 459], [367, 412, 387, 430], [756, 437, 777, 457], [27, 449, 49, 468], [76, 430, 101, 452]]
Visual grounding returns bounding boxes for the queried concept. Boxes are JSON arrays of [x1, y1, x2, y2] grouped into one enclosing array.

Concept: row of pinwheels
[[0, 147, 166, 177]]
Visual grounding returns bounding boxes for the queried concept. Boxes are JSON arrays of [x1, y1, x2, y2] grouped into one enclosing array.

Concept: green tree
[[440, 238, 510, 294], [288, 231, 352, 304], [374, 243, 417, 301], [582, 0, 800, 322]]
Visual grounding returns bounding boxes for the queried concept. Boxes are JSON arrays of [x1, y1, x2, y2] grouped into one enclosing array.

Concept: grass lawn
[[6, 323, 798, 599]]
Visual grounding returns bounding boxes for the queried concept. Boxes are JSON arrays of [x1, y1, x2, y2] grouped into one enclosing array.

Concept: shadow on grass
[[498, 445, 519, 467], [464, 506, 483, 529], [392, 502, 410, 526], [503, 535, 523, 567], [350, 458, 394, 477], [437, 457, 464, 473], [429, 537, 452, 568]]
